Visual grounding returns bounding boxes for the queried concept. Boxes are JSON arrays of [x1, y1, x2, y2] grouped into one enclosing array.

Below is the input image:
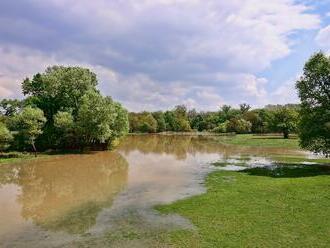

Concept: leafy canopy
[[296, 52, 330, 155]]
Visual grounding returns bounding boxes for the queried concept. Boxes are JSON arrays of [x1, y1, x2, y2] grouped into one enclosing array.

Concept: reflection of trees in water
[[2, 152, 128, 234], [119, 135, 302, 160]]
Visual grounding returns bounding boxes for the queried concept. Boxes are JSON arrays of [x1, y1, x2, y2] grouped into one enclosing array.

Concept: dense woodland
[[128, 103, 299, 139], [0, 52, 329, 156]]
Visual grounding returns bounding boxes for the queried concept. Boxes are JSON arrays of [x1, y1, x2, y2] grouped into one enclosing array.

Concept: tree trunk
[[283, 130, 289, 139], [31, 142, 37, 157]]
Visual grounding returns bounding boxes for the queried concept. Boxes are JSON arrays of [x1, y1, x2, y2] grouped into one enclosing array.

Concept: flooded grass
[[218, 134, 300, 149]]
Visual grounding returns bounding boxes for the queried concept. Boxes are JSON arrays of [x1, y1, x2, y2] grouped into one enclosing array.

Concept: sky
[[0, 0, 330, 111]]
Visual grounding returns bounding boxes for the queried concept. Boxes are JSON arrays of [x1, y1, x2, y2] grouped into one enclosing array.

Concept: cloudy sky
[[1, 0, 330, 111]]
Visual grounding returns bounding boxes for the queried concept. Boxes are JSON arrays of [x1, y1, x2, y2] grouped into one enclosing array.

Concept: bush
[[212, 121, 229, 133], [227, 118, 252, 134]]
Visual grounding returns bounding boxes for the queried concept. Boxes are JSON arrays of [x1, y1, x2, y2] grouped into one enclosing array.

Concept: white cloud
[[316, 25, 330, 50], [0, 0, 321, 110], [269, 79, 299, 104]]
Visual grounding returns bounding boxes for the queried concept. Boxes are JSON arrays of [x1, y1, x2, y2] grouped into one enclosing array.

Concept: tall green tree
[[267, 107, 298, 139], [13, 107, 46, 155], [21, 66, 99, 149], [22, 66, 98, 119], [296, 52, 330, 156]]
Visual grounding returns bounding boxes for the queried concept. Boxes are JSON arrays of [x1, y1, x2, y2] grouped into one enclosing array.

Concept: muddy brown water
[[0, 135, 307, 247]]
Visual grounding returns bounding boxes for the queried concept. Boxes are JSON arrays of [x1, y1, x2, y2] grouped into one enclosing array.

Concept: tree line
[[128, 103, 299, 139], [0, 66, 129, 154]]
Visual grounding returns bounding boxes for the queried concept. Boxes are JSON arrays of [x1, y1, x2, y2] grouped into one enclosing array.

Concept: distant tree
[[0, 122, 13, 152], [218, 105, 240, 122], [13, 107, 46, 155], [296, 52, 330, 156], [173, 105, 191, 131], [164, 111, 178, 131], [268, 107, 298, 139], [243, 110, 265, 133], [152, 111, 166, 132], [129, 112, 157, 133], [227, 118, 252, 134], [239, 103, 251, 114]]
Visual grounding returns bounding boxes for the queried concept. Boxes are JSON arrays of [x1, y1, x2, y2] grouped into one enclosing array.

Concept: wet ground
[[0, 135, 314, 247]]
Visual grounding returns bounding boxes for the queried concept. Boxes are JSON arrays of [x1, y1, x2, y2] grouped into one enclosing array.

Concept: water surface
[[0, 135, 306, 247]]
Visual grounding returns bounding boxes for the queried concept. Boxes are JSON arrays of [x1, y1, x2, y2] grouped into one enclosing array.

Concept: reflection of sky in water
[[0, 135, 309, 247]]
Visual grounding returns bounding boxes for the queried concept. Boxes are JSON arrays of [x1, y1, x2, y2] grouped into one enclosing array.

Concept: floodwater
[[0, 135, 307, 247]]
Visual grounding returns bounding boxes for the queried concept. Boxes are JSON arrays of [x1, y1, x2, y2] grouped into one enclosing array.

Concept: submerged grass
[[0, 152, 39, 164], [157, 165, 330, 247], [218, 134, 300, 149]]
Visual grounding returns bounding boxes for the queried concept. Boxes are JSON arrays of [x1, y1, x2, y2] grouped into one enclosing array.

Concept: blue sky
[[0, 0, 330, 111]]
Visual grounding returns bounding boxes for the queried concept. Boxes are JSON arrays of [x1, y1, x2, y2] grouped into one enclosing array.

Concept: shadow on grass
[[241, 164, 330, 178], [251, 137, 297, 140]]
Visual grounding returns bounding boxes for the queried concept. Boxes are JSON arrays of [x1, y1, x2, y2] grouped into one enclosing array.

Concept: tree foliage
[[296, 52, 330, 155], [16, 66, 129, 150], [267, 107, 299, 139], [0, 122, 13, 152], [12, 107, 46, 154]]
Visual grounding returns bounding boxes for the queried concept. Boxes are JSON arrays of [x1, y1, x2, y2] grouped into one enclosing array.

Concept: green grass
[[218, 134, 300, 149], [270, 155, 330, 164], [0, 152, 35, 164], [157, 166, 330, 247]]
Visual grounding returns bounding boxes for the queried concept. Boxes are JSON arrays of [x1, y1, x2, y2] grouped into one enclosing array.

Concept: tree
[[13, 107, 46, 155], [0, 122, 13, 152], [296, 52, 330, 156], [152, 111, 166, 132], [21, 66, 99, 149], [268, 107, 298, 139], [243, 110, 265, 133], [239, 103, 251, 114], [218, 105, 240, 122], [110, 101, 129, 140], [76, 91, 116, 148], [22, 66, 98, 119], [173, 105, 191, 132], [54, 111, 75, 148], [129, 112, 157, 133]]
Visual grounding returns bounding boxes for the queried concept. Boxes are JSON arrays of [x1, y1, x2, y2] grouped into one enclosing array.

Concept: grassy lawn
[[218, 134, 300, 149], [157, 165, 330, 247]]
